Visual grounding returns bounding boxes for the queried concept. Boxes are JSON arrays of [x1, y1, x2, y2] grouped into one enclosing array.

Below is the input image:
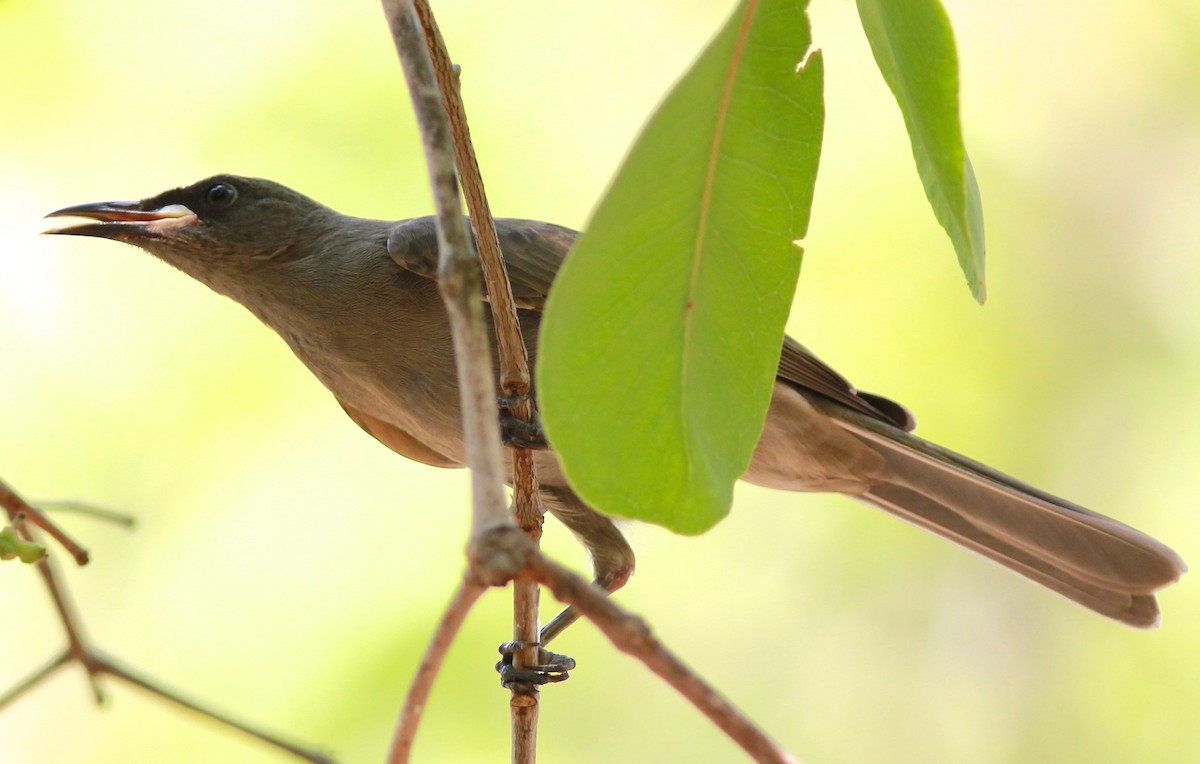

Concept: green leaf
[[538, 0, 823, 534], [0, 525, 46, 564], [857, 0, 986, 302]]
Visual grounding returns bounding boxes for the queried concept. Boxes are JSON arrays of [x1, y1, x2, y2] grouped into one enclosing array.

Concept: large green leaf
[[857, 0, 987, 302], [538, 0, 823, 534]]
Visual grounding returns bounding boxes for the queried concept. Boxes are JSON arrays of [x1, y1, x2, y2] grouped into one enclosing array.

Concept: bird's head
[[45, 175, 336, 283]]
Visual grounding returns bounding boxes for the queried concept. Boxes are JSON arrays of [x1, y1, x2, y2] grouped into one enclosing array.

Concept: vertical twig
[[381, 5, 799, 764], [408, 2, 545, 756], [381, 1, 538, 760], [380, 0, 511, 537], [410, 0, 533, 395], [508, 568, 540, 763]]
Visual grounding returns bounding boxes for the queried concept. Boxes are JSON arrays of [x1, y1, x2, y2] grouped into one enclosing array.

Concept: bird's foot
[[498, 394, 548, 450], [496, 641, 575, 690]]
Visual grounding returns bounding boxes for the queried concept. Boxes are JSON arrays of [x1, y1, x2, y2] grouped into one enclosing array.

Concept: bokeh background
[[2, 1, 1198, 762]]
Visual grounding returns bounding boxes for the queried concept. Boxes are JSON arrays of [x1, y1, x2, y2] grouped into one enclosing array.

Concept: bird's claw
[[496, 641, 575, 690], [498, 395, 548, 450]]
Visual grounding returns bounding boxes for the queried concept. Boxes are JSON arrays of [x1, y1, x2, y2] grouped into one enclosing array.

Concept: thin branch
[[0, 477, 90, 565], [399, 526, 798, 762], [1, 482, 331, 762], [380, 0, 511, 541], [381, 3, 796, 763], [36, 500, 138, 529], [387, 577, 488, 764], [22, 518, 106, 704], [382, 2, 532, 757], [0, 649, 72, 710], [408, 0, 546, 754], [519, 540, 798, 764], [91, 651, 335, 764], [508, 558, 541, 763], [411, 0, 529, 395]]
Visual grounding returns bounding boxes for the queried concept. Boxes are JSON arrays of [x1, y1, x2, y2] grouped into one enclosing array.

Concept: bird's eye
[[204, 183, 238, 209]]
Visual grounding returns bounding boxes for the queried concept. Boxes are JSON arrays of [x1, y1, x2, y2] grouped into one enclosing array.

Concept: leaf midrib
[[679, 0, 760, 479]]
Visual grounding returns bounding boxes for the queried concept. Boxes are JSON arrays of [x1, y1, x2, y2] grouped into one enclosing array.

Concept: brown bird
[[47, 175, 1185, 645]]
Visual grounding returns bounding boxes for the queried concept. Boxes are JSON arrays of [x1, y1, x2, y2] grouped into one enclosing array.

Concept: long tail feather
[[819, 401, 1187, 627]]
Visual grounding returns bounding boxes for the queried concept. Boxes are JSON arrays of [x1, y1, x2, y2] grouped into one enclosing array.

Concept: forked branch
[[379, 2, 796, 762], [0, 477, 331, 762]]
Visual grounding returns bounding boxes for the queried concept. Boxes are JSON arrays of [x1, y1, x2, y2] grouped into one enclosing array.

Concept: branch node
[[468, 524, 536, 587], [510, 693, 538, 709]]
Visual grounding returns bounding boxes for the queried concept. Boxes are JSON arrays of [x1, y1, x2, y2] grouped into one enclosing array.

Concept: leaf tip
[[971, 277, 987, 304]]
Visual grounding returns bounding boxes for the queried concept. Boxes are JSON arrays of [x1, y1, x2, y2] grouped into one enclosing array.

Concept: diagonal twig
[[92, 650, 335, 764], [525, 548, 799, 764], [0, 649, 72, 710], [0, 477, 90, 565], [387, 576, 488, 763]]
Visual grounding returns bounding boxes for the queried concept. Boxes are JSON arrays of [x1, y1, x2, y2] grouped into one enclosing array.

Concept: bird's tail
[[824, 402, 1187, 627]]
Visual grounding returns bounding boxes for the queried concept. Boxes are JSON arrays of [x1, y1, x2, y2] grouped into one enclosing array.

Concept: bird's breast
[[246, 263, 470, 462]]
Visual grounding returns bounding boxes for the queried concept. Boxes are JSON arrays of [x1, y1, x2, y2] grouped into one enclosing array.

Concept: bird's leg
[[496, 489, 635, 686], [540, 488, 635, 642], [496, 567, 624, 688], [536, 559, 632, 644], [497, 568, 629, 687], [498, 393, 548, 449]]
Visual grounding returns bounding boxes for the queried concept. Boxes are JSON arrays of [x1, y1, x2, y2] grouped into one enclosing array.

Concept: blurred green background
[[2, 1, 1198, 762]]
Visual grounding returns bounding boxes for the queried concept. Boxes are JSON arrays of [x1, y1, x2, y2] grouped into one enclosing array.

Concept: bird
[[46, 174, 1185, 641]]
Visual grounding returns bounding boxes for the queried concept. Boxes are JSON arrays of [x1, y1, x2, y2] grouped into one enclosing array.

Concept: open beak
[[44, 201, 196, 240]]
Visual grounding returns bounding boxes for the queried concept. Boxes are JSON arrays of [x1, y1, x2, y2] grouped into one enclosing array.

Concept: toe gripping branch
[[498, 394, 548, 450], [496, 641, 576, 691]]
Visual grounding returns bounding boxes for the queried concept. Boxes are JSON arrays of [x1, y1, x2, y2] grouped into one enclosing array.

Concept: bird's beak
[[43, 201, 197, 240]]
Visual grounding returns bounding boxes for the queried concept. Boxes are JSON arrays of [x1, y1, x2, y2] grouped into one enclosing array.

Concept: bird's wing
[[340, 402, 461, 468], [486, 219, 577, 310], [385, 217, 576, 311], [388, 216, 913, 431], [777, 336, 916, 432]]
